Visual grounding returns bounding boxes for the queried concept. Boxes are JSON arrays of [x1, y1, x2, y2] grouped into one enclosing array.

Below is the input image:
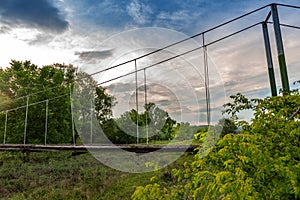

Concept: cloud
[[157, 10, 190, 21], [0, 25, 11, 34], [28, 33, 56, 45], [126, 0, 153, 25], [0, 0, 69, 33], [105, 79, 213, 124], [75, 50, 114, 64], [75, 50, 113, 59]]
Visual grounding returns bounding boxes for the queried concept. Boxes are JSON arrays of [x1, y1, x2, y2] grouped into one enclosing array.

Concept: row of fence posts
[[1, 72, 151, 146], [1, 52, 209, 146], [0, 87, 93, 146]]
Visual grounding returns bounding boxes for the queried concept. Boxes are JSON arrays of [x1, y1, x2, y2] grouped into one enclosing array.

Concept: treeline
[[102, 103, 204, 144], [0, 61, 114, 144], [0, 61, 204, 145]]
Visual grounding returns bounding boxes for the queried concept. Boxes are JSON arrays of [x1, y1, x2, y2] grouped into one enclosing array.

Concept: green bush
[[132, 92, 300, 199]]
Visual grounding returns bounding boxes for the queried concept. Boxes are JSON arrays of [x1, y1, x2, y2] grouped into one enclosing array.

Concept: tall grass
[[0, 151, 193, 199]]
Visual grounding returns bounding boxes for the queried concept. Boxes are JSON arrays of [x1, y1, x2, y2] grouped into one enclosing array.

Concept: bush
[[132, 93, 300, 199]]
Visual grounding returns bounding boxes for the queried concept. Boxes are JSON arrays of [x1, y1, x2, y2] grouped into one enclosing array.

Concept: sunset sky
[[0, 0, 300, 124]]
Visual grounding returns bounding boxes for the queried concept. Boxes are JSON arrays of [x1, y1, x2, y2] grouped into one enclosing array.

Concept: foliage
[[102, 115, 137, 144], [174, 122, 200, 140], [214, 118, 237, 138], [0, 61, 115, 145], [71, 71, 116, 144], [132, 92, 300, 199], [95, 86, 116, 123], [0, 61, 75, 144], [101, 103, 177, 144], [144, 102, 176, 140]]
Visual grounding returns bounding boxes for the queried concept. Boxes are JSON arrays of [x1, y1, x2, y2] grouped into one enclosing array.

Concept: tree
[[0, 61, 115, 144], [95, 86, 116, 123], [143, 103, 176, 140], [174, 122, 199, 140], [214, 118, 237, 138], [0, 61, 75, 144], [101, 103, 177, 144], [72, 71, 116, 144]]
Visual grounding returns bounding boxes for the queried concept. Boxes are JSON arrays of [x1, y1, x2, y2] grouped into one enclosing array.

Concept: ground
[[0, 150, 192, 200]]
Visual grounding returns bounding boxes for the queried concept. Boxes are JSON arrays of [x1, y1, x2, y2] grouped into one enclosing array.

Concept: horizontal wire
[[276, 3, 300, 10], [98, 22, 262, 85], [267, 22, 300, 30], [89, 4, 270, 77], [280, 23, 300, 29], [0, 83, 69, 107], [2, 93, 69, 113], [206, 22, 263, 46]]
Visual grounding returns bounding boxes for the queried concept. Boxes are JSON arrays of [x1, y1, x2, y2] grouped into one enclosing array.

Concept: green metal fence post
[[262, 22, 277, 96], [271, 4, 290, 94]]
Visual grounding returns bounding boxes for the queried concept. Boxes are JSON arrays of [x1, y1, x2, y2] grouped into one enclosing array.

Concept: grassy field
[[0, 150, 193, 199]]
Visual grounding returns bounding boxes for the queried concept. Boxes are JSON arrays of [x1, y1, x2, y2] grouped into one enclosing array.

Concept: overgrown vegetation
[[132, 89, 300, 199], [0, 151, 193, 199], [2, 60, 299, 199]]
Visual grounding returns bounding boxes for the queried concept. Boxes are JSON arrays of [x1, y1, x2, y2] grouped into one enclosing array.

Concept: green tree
[[0, 61, 115, 144], [101, 103, 177, 144], [174, 122, 199, 140], [144, 103, 176, 140], [214, 118, 237, 138], [72, 71, 116, 144], [0, 61, 75, 144], [95, 86, 116, 123]]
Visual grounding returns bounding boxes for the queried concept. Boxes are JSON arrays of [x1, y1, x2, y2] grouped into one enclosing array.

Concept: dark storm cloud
[[0, 0, 69, 32], [75, 50, 113, 61]]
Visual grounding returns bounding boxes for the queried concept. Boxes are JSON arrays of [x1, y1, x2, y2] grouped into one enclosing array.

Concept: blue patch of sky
[[61, 0, 245, 34], [58, 0, 300, 36], [62, 0, 129, 28]]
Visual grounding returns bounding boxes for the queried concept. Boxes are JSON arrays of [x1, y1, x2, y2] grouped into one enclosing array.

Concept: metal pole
[[90, 99, 93, 144], [144, 69, 148, 144], [135, 59, 139, 144], [202, 34, 211, 126], [24, 96, 29, 144], [44, 100, 48, 145], [262, 22, 277, 96], [271, 4, 290, 94], [3, 110, 8, 144], [70, 86, 75, 146]]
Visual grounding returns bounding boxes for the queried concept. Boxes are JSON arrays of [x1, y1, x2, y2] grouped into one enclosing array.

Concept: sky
[[0, 0, 300, 124]]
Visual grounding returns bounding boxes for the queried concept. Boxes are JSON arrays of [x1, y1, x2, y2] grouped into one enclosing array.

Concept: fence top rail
[[0, 144, 199, 153]]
